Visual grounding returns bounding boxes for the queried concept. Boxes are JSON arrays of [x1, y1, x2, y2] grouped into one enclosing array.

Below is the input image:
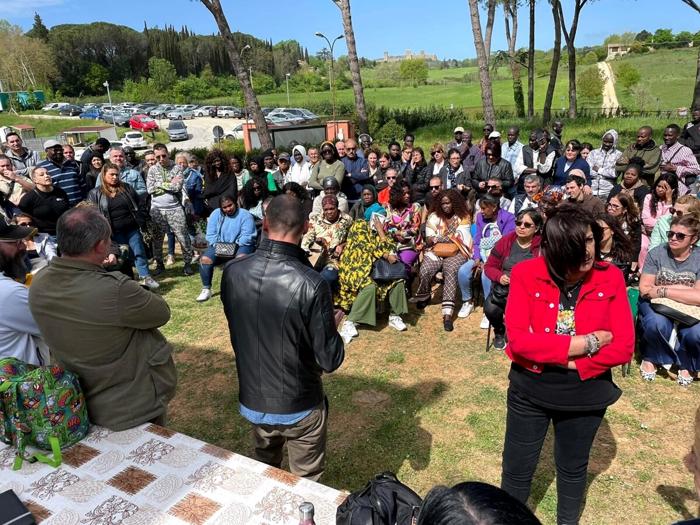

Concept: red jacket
[[505, 256, 634, 380], [484, 231, 541, 283]]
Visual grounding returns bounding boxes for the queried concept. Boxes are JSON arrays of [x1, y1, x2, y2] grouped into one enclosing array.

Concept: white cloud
[[0, 0, 65, 16]]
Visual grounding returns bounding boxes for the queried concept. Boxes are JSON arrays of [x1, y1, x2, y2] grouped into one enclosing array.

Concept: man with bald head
[[616, 125, 661, 185], [221, 195, 344, 481], [340, 138, 369, 204]]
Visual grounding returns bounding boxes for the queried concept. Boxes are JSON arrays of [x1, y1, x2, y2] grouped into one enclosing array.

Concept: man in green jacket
[[29, 206, 177, 431], [615, 125, 662, 186]]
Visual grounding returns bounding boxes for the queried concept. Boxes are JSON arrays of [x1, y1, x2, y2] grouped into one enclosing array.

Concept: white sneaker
[[341, 319, 358, 338], [196, 288, 212, 302], [458, 302, 474, 318], [480, 314, 490, 329], [140, 276, 160, 290], [165, 254, 175, 267], [388, 314, 407, 332]]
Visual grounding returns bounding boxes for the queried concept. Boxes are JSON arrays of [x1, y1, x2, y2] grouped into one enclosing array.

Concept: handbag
[[213, 212, 238, 258], [651, 297, 700, 326], [371, 258, 408, 283], [489, 282, 510, 308], [433, 242, 459, 258]]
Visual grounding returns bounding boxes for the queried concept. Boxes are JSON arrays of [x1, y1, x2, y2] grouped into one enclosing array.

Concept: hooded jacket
[[587, 129, 622, 198], [289, 145, 312, 188]]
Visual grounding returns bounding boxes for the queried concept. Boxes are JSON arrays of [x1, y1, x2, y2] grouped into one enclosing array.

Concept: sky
[[1, 0, 698, 61]]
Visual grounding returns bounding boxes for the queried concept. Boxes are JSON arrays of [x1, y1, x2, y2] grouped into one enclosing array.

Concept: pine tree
[[25, 12, 49, 42]]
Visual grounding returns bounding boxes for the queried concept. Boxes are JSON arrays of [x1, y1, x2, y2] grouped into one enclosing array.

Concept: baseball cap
[[43, 139, 62, 150], [0, 220, 36, 241], [278, 152, 290, 161], [453, 126, 465, 133], [488, 131, 502, 139]]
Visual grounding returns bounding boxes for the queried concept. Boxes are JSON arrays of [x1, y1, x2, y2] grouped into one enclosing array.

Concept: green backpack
[[0, 358, 90, 470]]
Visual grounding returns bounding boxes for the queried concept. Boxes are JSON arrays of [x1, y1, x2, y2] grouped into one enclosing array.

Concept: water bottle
[[298, 502, 316, 525]]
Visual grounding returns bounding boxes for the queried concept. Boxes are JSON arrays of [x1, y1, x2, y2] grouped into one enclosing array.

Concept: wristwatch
[[585, 333, 601, 358]]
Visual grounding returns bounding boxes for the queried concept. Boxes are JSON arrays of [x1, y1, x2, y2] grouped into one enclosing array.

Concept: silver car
[[167, 120, 188, 141], [166, 109, 194, 120]]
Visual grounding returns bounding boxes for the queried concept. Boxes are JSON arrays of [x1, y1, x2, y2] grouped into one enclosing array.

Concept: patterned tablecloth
[[0, 423, 348, 525]]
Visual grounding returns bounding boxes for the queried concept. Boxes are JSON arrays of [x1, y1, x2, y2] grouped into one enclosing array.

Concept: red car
[[129, 114, 159, 132]]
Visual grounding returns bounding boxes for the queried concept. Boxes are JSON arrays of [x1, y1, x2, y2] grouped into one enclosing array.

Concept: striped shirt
[[37, 159, 85, 206], [661, 141, 700, 183]]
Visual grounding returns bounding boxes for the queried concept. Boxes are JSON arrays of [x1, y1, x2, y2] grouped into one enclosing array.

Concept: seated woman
[[639, 213, 700, 386], [196, 194, 256, 302], [12, 213, 56, 273], [384, 179, 423, 274], [596, 213, 636, 282], [405, 146, 431, 204], [411, 189, 472, 332], [85, 154, 104, 189], [606, 192, 642, 270], [239, 178, 270, 226], [607, 157, 650, 213], [88, 162, 157, 290], [337, 218, 409, 342], [640, 172, 678, 269], [484, 208, 543, 349], [18, 166, 70, 240], [349, 185, 384, 221], [650, 194, 700, 250], [301, 195, 353, 292], [553, 139, 591, 186], [458, 193, 515, 326]]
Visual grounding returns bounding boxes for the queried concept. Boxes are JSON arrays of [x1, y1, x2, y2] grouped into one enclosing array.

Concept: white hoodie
[[288, 145, 312, 188]]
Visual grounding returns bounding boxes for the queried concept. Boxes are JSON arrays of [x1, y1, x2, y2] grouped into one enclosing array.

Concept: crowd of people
[[1, 109, 700, 524]]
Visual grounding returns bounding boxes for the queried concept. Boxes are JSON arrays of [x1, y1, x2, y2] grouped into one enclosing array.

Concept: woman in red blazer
[[501, 202, 634, 525]]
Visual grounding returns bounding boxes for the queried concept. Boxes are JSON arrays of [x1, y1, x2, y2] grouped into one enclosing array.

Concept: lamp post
[[285, 73, 291, 106], [314, 31, 344, 139], [102, 80, 117, 136]]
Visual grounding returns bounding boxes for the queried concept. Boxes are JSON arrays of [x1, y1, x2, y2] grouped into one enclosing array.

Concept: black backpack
[[336, 472, 423, 525]]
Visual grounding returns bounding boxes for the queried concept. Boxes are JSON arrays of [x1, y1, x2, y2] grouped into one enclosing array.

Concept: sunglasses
[[155, 154, 168, 159], [515, 220, 535, 228], [668, 231, 690, 240], [487, 185, 500, 190], [430, 186, 441, 190], [669, 208, 685, 217], [346, 147, 356, 151], [386, 176, 397, 180]]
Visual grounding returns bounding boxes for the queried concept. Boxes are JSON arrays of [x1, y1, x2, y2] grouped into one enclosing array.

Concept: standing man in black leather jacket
[[221, 194, 344, 481]]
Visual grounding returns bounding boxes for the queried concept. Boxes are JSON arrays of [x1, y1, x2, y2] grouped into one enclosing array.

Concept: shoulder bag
[[371, 258, 408, 283], [213, 213, 238, 258], [651, 297, 700, 326]]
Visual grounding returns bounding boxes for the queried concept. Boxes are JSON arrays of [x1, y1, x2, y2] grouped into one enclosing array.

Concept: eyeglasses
[[155, 154, 168, 159], [386, 176, 397, 180], [565, 147, 580, 152], [606, 202, 622, 210], [430, 186, 441, 190], [515, 220, 535, 228], [346, 147, 356, 151], [669, 208, 685, 217], [668, 231, 689, 240], [487, 185, 500, 190]]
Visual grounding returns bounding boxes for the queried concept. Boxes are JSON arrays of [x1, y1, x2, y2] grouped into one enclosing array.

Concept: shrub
[[374, 119, 406, 146]]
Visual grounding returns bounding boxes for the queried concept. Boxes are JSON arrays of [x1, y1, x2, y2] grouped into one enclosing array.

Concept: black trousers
[[501, 387, 605, 525], [483, 294, 506, 336]]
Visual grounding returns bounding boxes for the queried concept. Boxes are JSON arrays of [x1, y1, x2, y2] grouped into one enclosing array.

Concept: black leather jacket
[[221, 238, 344, 414]]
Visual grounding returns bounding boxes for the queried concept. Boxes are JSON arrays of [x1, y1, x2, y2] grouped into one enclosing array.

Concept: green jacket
[[28, 258, 177, 431], [615, 140, 661, 185]]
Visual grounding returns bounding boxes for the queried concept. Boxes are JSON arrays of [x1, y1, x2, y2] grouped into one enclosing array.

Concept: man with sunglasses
[[650, 194, 700, 250], [340, 139, 369, 205], [37, 140, 86, 207], [0, 220, 48, 366], [476, 176, 511, 211]]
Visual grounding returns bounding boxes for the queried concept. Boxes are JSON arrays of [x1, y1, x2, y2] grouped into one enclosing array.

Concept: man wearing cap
[[0, 220, 48, 366], [447, 127, 469, 158], [4, 132, 40, 179], [312, 177, 349, 215], [341, 138, 369, 204], [79, 137, 110, 180], [29, 206, 177, 431], [272, 153, 292, 188], [37, 140, 86, 207]]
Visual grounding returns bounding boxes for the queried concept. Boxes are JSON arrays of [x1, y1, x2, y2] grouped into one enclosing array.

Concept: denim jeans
[[112, 229, 150, 278], [167, 231, 175, 256], [458, 259, 492, 302], [319, 266, 339, 293], [199, 243, 255, 288], [639, 300, 700, 372]]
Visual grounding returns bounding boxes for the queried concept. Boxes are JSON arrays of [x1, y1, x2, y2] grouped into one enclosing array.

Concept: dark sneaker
[[493, 334, 507, 351], [183, 264, 195, 276], [152, 262, 165, 276], [443, 317, 454, 332]]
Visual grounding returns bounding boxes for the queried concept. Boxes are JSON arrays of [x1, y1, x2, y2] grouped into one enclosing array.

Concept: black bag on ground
[[336, 472, 422, 525]]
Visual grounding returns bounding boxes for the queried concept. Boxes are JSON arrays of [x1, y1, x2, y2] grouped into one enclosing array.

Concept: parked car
[[298, 109, 320, 121], [42, 102, 69, 112], [149, 105, 174, 118], [267, 111, 303, 124], [57, 104, 83, 117], [122, 131, 148, 149], [79, 108, 103, 120], [166, 120, 188, 141], [217, 106, 243, 118], [104, 111, 131, 127], [261, 107, 274, 116], [225, 123, 245, 141], [129, 114, 159, 132], [265, 115, 294, 127], [194, 106, 215, 117], [166, 109, 194, 120]]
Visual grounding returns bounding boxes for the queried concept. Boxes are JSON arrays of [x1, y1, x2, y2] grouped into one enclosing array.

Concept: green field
[[609, 48, 697, 110]]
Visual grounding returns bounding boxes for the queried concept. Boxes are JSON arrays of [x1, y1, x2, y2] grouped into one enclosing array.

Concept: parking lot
[[154, 116, 245, 149]]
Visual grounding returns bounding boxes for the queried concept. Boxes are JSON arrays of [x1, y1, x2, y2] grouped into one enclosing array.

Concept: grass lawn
[[610, 48, 697, 111], [156, 262, 699, 525]]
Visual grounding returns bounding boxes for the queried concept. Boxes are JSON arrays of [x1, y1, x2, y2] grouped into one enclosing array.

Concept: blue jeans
[[199, 243, 255, 288], [639, 300, 700, 371], [167, 230, 175, 256], [458, 259, 492, 302], [319, 266, 339, 293], [112, 229, 150, 278]]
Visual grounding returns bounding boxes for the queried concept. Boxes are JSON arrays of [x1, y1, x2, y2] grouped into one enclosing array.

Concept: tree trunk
[[334, 0, 368, 134], [504, 0, 525, 118], [468, 0, 496, 126], [484, 0, 497, 58], [557, 0, 588, 119], [543, 0, 562, 124], [694, 46, 700, 110], [528, 0, 535, 118], [200, 0, 272, 150]]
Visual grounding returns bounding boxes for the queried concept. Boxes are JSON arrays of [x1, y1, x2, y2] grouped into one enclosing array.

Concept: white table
[[0, 423, 347, 524]]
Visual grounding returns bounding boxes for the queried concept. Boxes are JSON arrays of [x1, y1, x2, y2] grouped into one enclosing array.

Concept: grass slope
[[158, 263, 698, 525]]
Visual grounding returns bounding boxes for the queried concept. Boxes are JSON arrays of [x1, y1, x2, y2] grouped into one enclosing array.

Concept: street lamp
[[285, 73, 291, 106], [315, 31, 344, 139], [103, 80, 117, 135]]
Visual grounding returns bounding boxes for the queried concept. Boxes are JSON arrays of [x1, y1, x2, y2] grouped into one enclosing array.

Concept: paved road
[[155, 116, 244, 150], [597, 61, 620, 115]]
